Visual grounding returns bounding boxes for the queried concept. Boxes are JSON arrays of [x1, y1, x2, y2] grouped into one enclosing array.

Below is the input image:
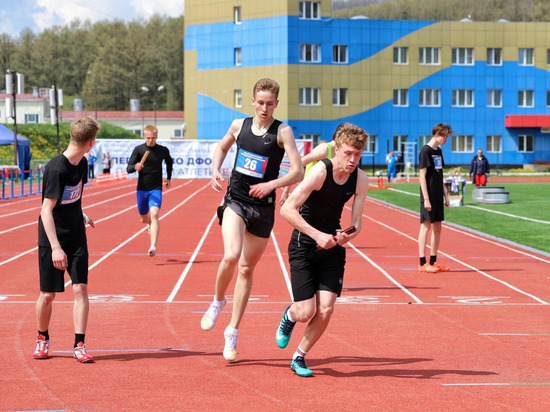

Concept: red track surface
[[1, 179, 549, 411]]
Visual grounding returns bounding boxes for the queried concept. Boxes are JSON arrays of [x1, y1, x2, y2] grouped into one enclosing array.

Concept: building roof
[[0, 93, 47, 101]]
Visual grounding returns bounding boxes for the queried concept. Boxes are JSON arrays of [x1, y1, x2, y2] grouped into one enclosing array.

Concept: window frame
[[519, 48, 534, 66], [332, 88, 348, 106], [234, 89, 242, 108], [299, 87, 321, 106], [452, 89, 474, 107], [487, 48, 502, 66], [518, 135, 534, 153], [419, 89, 440, 107], [486, 135, 502, 153], [393, 89, 409, 107], [452, 47, 474, 65], [393, 47, 408, 64], [518, 90, 534, 107], [452, 135, 474, 153], [234, 6, 241, 24], [487, 89, 502, 107], [234, 47, 242, 66], [300, 44, 321, 63], [299, 1, 320, 19], [419, 47, 440, 65], [332, 45, 348, 63]]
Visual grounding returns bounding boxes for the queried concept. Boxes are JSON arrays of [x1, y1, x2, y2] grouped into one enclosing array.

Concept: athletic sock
[[286, 307, 295, 323], [430, 255, 437, 265], [293, 346, 308, 360], [74, 333, 85, 348], [39, 330, 49, 340], [225, 325, 238, 335], [419, 257, 427, 266]]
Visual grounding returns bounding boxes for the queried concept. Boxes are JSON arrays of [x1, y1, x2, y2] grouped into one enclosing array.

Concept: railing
[[1, 167, 42, 199]]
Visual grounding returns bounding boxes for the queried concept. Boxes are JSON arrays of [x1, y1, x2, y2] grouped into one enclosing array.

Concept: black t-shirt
[[38, 153, 88, 247], [228, 117, 285, 205], [293, 158, 358, 246], [127, 143, 173, 191], [419, 144, 445, 203]]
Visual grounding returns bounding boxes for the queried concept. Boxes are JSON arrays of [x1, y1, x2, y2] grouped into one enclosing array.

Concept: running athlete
[[34, 116, 100, 363], [201, 78, 303, 362], [417, 123, 452, 273], [275, 123, 370, 377], [127, 125, 173, 257]]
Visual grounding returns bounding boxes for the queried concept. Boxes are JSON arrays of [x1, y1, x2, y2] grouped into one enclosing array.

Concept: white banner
[[94, 139, 312, 180]]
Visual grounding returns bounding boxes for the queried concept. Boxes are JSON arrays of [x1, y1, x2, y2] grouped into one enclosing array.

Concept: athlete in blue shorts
[[127, 125, 173, 256]]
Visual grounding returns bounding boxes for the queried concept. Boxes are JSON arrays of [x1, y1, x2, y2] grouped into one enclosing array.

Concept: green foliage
[[0, 122, 138, 161], [1, 16, 184, 111], [367, 181, 550, 253]]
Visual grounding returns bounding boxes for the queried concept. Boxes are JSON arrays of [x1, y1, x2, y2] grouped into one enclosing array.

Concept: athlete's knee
[[39, 291, 56, 305], [293, 301, 316, 323], [316, 303, 335, 321], [72, 283, 89, 301]]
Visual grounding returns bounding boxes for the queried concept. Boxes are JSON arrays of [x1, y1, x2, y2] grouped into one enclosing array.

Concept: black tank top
[[293, 158, 358, 245], [228, 117, 285, 204]]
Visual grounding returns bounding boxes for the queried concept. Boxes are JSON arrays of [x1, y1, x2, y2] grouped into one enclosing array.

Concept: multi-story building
[[184, 0, 550, 168]]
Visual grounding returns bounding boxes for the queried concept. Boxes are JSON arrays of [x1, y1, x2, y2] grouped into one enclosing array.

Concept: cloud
[[30, 0, 184, 32]]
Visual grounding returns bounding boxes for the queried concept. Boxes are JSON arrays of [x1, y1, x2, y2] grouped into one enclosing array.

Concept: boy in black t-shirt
[[34, 116, 100, 363], [418, 123, 452, 273]]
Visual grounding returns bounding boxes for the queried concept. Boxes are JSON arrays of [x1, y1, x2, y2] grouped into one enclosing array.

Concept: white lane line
[[166, 211, 218, 302], [357, 202, 549, 305], [442, 382, 550, 386], [271, 230, 293, 300], [348, 242, 424, 304]]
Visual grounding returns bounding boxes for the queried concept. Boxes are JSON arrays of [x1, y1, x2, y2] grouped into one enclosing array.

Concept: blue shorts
[[137, 190, 162, 215]]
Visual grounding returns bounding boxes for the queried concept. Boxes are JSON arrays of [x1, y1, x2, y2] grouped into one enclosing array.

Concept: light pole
[[141, 85, 164, 126], [5, 70, 23, 166], [50, 83, 63, 154], [87, 70, 98, 119]]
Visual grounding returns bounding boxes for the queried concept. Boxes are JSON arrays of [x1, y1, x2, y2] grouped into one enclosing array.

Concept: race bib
[[433, 155, 443, 170], [60, 180, 83, 204], [235, 149, 269, 178]]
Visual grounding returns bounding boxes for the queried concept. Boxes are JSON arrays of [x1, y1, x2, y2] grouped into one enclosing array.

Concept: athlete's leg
[[228, 231, 270, 329], [295, 290, 338, 353], [214, 208, 247, 302], [148, 206, 160, 248], [418, 220, 431, 258], [72, 283, 89, 334], [430, 221, 443, 256], [36, 291, 55, 332]]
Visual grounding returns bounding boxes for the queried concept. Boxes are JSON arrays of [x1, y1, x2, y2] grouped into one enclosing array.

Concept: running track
[[1, 179, 549, 411]]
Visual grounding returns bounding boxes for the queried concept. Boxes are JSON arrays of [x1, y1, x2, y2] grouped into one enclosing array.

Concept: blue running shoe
[[276, 306, 296, 348], [290, 356, 313, 377]]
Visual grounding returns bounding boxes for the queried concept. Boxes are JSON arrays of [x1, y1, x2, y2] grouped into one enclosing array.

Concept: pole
[[94, 77, 98, 119], [12, 78, 18, 166]]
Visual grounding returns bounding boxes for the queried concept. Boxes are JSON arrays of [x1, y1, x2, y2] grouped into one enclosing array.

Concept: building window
[[393, 89, 408, 106], [234, 48, 242, 66], [419, 89, 440, 107], [332, 45, 348, 63], [452, 89, 474, 107], [299, 1, 320, 19], [547, 49, 550, 65], [519, 48, 534, 65], [452, 135, 474, 153], [234, 6, 241, 24], [518, 135, 534, 152], [299, 87, 320, 105], [24, 113, 39, 123], [419, 47, 440, 65], [486, 135, 502, 153], [332, 88, 348, 106], [419, 135, 431, 146], [452, 47, 474, 65], [518, 90, 534, 107], [300, 44, 320, 62], [393, 135, 407, 152], [174, 129, 183, 138], [365, 135, 377, 153], [234, 89, 242, 108], [299, 133, 321, 145], [393, 47, 408, 64], [130, 128, 142, 137], [547, 90, 550, 106], [487, 48, 502, 65], [487, 89, 502, 107]]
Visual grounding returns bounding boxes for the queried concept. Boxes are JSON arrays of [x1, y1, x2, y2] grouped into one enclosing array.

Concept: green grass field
[[367, 181, 550, 254]]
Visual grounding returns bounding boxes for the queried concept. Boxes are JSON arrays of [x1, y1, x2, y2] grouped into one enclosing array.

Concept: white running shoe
[[148, 246, 156, 257], [223, 325, 238, 362], [200, 298, 226, 331]]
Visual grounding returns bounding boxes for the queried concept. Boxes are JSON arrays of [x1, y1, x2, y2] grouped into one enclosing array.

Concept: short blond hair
[[253, 78, 280, 99], [70, 116, 101, 145], [333, 123, 369, 151], [143, 125, 158, 135]]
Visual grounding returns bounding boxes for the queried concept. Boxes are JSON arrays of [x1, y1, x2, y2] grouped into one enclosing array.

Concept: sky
[[0, 0, 185, 38]]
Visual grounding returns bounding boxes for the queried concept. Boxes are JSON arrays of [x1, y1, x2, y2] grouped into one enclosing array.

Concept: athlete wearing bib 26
[[201, 78, 304, 362], [275, 123, 370, 377]]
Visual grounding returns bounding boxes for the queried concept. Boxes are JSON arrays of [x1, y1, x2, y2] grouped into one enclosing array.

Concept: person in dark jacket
[[469, 149, 490, 187]]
